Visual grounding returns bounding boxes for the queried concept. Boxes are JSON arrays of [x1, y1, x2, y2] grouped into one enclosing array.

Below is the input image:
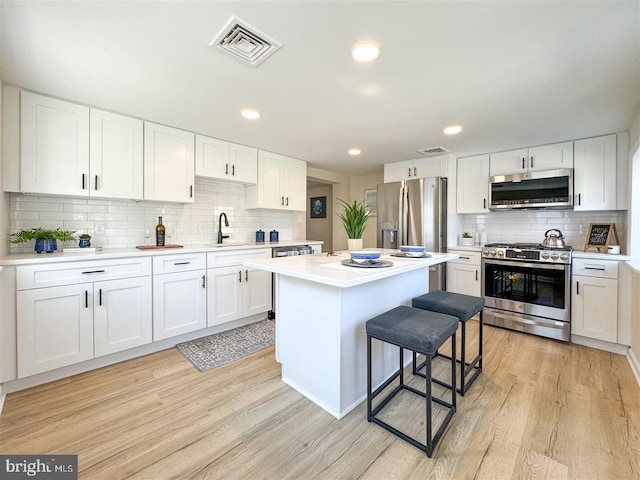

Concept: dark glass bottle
[[156, 216, 165, 246]]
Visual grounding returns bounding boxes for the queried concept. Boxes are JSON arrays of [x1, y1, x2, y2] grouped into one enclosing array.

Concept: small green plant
[[78, 233, 92, 240], [336, 198, 370, 239], [10, 227, 77, 243], [462, 232, 473, 238]]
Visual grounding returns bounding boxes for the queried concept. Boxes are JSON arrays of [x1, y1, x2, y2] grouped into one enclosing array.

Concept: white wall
[[349, 172, 384, 249], [307, 184, 333, 252], [7, 181, 295, 253]]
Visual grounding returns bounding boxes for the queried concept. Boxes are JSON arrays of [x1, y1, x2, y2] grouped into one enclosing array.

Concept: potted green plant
[[78, 233, 92, 248], [461, 232, 474, 246], [336, 198, 370, 250], [10, 227, 77, 253]]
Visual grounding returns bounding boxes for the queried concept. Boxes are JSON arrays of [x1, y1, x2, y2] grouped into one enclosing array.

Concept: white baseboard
[[628, 348, 640, 388], [0, 384, 5, 416], [571, 335, 629, 355]]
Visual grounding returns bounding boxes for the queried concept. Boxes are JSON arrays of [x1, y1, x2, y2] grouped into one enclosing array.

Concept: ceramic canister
[[256, 229, 265, 243], [270, 230, 279, 243]]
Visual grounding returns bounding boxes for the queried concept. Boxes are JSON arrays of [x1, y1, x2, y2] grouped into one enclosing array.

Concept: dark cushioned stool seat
[[366, 305, 458, 457], [412, 290, 484, 395]]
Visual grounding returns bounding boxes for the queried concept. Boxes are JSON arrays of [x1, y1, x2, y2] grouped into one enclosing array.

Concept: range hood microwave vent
[[417, 146, 449, 156], [209, 15, 282, 67]]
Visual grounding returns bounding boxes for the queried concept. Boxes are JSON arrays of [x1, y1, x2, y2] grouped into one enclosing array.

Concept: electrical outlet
[[95, 222, 105, 235], [579, 224, 587, 234]]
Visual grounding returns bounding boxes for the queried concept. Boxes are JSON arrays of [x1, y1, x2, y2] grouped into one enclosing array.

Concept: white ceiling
[[1, 1, 638, 176]]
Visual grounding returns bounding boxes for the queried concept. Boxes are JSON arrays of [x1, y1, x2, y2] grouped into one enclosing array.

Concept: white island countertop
[[243, 249, 458, 288]]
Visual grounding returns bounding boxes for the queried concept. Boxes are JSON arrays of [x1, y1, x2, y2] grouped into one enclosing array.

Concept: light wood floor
[[1, 323, 639, 480]]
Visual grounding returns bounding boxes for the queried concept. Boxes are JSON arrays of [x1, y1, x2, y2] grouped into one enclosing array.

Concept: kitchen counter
[[0, 240, 323, 266], [243, 249, 457, 288], [245, 249, 458, 419]]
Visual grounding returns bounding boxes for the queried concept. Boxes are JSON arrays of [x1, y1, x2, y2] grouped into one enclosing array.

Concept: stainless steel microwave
[[489, 169, 573, 210]]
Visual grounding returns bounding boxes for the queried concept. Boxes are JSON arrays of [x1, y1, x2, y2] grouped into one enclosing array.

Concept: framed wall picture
[[310, 196, 327, 218], [364, 189, 377, 216]]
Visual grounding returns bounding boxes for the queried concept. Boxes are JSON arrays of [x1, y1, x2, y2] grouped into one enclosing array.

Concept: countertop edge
[[0, 240, 324, 266]]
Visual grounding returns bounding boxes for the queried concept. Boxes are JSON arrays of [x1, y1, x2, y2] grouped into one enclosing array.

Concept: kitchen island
[[243, 249, 459, 419]]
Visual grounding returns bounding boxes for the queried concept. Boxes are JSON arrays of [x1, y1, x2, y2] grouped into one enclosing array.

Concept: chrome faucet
[[217, 213, 229, 244]]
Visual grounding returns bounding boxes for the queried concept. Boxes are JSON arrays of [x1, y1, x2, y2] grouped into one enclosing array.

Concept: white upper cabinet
[[384, 156, 447, 183], [457, 154, 490, 214], [195, 135, 258, 184], [229, 143, 258, 184], [246, 151, 307, 210], [20, 91, 90, 196], [573, 134, 617, 211], [17, 90, 143, 200], [489, 141, 573, 176], [90, 109, 143, 200], [144, 122, 195, 203]]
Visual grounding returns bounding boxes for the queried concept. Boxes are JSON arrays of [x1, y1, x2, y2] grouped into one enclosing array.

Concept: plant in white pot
[[336, 198, 370, 251]]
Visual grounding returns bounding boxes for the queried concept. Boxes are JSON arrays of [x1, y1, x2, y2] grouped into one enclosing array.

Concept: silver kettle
[[543, 229, 566, 248]]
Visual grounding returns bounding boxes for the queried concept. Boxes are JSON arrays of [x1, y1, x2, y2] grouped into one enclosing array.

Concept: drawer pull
[[82, 269, 106, 274], [174, 262, 191, 266], [584, 266, 606, 271], [460, 256, 471, 260]]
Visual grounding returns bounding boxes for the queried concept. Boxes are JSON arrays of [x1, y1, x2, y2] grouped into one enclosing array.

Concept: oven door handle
[[482, 258, 566, 270]]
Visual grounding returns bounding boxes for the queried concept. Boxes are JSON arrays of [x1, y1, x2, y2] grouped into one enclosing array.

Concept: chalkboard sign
[[583, 223, 619, 252]]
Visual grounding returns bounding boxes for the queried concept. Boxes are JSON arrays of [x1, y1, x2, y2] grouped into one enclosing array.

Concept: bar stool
[[411, 290, 484, 396], [366, 305, 458, 457]]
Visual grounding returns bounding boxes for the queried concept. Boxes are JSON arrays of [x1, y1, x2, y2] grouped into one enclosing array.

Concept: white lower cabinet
[[207, 250, 272, 327], [152, 253, 207, 340], [571, 258, 618, 342], [16, 258, 152, 378], [446, 249, 481, 297]]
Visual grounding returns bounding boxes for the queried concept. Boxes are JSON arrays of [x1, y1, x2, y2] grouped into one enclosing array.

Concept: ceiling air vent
[[209, 15, 282, 67], [416, 146, 449, 156]]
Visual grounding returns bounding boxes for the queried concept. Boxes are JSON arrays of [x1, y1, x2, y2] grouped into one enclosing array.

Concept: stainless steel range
[[482, 242, 572, 341]]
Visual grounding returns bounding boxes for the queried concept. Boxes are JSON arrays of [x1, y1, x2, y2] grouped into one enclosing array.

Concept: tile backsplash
[[8, 179, 293, 253], [461, 209, 627, 252]]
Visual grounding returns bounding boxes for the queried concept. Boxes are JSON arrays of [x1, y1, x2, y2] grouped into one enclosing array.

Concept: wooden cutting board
[[136, 244, 184, 250]]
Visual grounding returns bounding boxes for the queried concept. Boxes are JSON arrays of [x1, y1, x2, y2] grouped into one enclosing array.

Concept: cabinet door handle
[[225, 163, 229, 175], [281, 196, 285, 206], [476, 270, 478, 281], [577, 193, 581, 206], [202, 275, 206, 288], [99, 288, 103, 306], [85, 290, 89, 308], [530, 156, 534, 169], [521, 157, 525, 169], [483, 198, 487, 209], [189, 185, 193, 198], [82, 173, 86, 190], [232, 164, 235, 176], [408, 167, 412, 177], [413, 167, 417, 177], [576, 281, 580, 295], [245, 270, 249, 282], [94, 175, 99, 191], [286, 197, 289, 206], [238, 270, 242, 283], [174, 261, 191, 266], [82, 269, 106, 274]]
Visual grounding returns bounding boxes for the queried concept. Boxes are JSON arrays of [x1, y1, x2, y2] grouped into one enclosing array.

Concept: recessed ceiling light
[[351, 42, 380, 63], [348, 148, 361, 155], [241, 109, 261, 120], [444, 125, 462, 135]]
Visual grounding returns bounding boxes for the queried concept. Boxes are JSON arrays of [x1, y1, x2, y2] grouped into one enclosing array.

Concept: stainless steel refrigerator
[[377, 177, 447, 291]]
